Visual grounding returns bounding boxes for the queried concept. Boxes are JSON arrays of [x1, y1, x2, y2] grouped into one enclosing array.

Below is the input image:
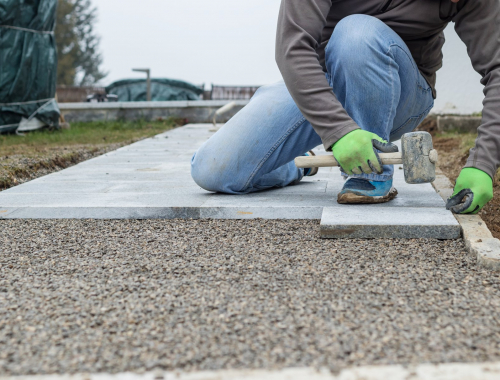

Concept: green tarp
[[106, 78, 203, 102], [0, 0, 60, 133]]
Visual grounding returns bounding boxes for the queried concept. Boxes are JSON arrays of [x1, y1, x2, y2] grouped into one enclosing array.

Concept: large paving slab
[[0, 124, 460, 238]]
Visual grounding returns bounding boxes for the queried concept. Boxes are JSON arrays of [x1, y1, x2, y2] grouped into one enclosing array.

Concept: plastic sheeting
[[0, 0, 60, 133], [105, 78, 203, 102]]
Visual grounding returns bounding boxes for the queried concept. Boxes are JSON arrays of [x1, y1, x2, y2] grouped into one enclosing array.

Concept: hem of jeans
[[246, 166, 305, 192], [241, 117, 308, 192], [342, 173, 393, 182]]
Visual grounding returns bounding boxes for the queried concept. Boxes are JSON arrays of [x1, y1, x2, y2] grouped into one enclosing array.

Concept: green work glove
[[446, 168, 493, 214], [331, 129, 398, 175]]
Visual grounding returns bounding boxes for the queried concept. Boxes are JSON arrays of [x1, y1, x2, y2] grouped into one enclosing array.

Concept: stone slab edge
[[2, 362, 500, 380], [320, 223, 461, 240], [432, 168, 500, 270], [0, 207, 323, 220]]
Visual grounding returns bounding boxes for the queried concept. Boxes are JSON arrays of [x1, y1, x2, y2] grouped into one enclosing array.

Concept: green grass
[[0, 118, 180, 156]]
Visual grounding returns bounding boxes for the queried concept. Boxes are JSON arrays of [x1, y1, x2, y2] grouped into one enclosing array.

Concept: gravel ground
[[1, 219, 500, 376]]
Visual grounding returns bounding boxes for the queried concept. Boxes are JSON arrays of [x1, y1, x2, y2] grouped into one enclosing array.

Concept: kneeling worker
[[192, 0, 498, 215]]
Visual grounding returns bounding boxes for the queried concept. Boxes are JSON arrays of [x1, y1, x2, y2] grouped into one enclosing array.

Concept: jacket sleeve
[[453, 0, 500, 179], [275, 0, 359, 151]]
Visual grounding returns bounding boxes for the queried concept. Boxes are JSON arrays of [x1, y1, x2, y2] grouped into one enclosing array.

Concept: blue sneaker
[[338, 178, 398, 204]]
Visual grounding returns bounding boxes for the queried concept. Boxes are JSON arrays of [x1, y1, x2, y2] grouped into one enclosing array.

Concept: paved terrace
[[0, 124, 459, 239]]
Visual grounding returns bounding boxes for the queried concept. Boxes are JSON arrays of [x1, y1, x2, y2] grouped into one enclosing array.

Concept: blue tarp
[[0, 0, 60, 133], [106, 78, 203, 102]]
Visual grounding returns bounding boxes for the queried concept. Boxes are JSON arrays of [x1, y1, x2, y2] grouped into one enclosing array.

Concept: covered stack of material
[[106, 79, 203, 102], [0, 0, 60, 133]]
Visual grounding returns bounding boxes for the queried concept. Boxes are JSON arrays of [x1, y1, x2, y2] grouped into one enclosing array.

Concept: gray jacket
[[276, 0, 500, 179]]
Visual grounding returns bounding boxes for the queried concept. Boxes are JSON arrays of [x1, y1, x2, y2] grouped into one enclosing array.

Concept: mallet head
[[401, 131, 438, 184]]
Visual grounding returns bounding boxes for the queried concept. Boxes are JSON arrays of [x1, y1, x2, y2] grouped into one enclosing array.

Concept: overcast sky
[[97, 0, 282, 87], [95, 0, 483, 113]]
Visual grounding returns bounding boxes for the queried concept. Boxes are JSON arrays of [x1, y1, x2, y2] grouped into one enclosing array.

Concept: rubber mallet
[[294, 131, 438, 184]]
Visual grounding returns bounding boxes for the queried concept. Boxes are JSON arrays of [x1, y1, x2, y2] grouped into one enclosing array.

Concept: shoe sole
[[337, 187, 398, 204]]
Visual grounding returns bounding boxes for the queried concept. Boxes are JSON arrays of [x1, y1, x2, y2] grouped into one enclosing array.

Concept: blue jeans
[[191, 15, 434, 194]]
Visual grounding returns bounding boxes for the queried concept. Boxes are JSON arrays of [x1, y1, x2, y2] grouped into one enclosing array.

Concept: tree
[[55, 0, 107, 86]]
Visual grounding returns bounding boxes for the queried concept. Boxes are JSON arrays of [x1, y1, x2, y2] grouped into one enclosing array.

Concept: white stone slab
[[31, 171, 189, 183], [321, 206, 461, 239], [0, 192, 209, 208], [1, 181, 200, 194], [3, 207, 201, 219], [200, 206, 323, 220]]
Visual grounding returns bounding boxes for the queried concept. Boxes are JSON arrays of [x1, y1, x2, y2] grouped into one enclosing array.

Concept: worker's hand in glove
[[446, 168, 493, 214], [331, 129, 398, 175]]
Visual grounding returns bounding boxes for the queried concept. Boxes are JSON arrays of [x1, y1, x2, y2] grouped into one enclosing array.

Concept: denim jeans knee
[[190, 150, 222, 193], [324, 13, 435, 182], [326, 15, 391, 68], [190, 81, 321, 194]]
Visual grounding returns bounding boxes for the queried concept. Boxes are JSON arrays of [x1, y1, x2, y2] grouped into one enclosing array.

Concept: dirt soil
[[1, 143, 128, 191], [419, 117, 500, 239]]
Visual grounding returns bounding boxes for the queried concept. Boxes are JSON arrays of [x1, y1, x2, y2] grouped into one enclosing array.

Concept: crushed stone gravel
[[1, 219, 500, 376]]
